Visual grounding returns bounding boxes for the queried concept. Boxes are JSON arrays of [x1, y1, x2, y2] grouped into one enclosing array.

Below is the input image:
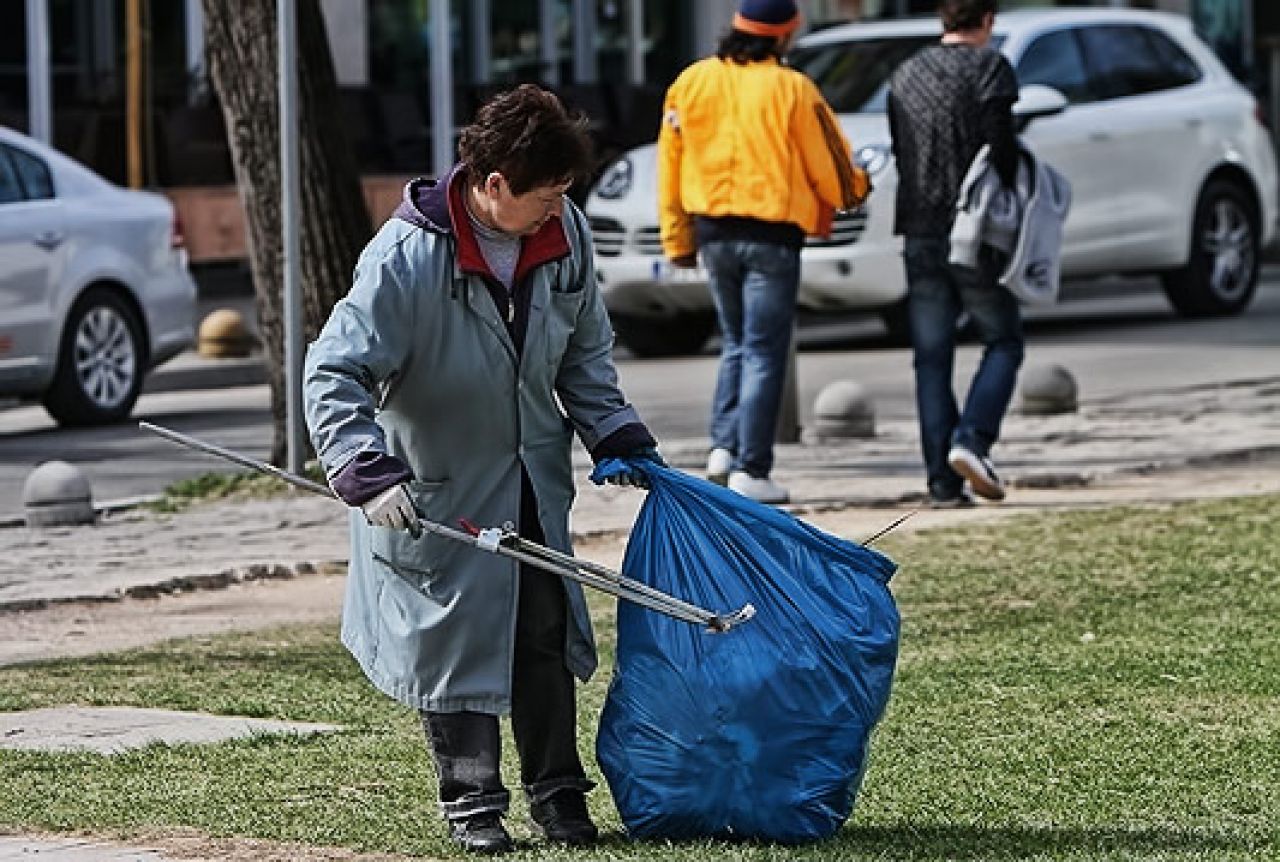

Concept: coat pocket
[[369, 478, 456, 584], [545, 290, 584, 367]]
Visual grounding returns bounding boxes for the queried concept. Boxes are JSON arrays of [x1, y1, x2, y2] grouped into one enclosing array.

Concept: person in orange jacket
[[658, 0, 868, 504]]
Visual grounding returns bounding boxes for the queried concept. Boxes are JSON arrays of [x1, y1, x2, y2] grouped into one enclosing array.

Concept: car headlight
[[855, 144, 892, 177], [595, 157, 633, 200]]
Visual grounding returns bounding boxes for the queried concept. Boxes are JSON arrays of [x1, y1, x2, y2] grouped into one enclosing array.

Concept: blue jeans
[[702, 240, 801, 478], [904, 236, 1025, 500]]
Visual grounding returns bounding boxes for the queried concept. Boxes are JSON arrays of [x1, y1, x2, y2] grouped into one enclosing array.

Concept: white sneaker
[[947, 446, 1006, 501], [728, 471, 790, 504], [706, 448, 732, 485]]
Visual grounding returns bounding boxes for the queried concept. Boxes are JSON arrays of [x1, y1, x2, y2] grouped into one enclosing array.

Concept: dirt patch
[[139, 830, 426, 862], [0, 575, 348, 667]]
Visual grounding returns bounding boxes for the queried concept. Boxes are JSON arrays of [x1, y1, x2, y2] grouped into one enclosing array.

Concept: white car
[[586, 8, 1278, 356], [0, 126, 196, 424]]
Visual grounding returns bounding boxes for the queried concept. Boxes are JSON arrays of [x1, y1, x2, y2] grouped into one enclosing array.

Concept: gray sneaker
[[728, 471, 790, 504], [947, 446, 1006, 501], [706, 448, 732, 485]]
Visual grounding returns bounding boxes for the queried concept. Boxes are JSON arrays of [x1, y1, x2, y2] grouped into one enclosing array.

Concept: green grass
[[1, 495, 1277, 860], [147, 464, 328, 512]]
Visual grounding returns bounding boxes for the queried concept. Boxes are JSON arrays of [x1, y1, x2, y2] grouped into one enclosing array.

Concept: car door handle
[[1185, 118, 1203, 129], [1088, 131, 1112, 143], [32, 230, 64, 250]]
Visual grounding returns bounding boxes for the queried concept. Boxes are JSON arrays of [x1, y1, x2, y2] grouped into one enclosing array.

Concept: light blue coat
[[304, 183, 641, 713]]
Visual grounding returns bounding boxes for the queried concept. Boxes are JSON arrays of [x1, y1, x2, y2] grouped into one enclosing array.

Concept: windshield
[[790, 35, 1005, 114]]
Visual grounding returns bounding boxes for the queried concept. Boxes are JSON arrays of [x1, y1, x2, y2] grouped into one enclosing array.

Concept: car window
[[0, 150, 23, 205], [789, 36, 938, 114], [1016, 29, 1095, 104], [4, 144, 55, 200], [1078, 25, 1199, 99], [1143, 28, 1202, 88]]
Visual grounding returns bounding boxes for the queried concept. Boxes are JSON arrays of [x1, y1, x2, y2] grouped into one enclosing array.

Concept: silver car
[[0, 126, 196, 425]]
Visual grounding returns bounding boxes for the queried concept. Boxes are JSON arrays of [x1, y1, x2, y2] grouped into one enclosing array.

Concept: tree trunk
[[202, 0, 372, 465]]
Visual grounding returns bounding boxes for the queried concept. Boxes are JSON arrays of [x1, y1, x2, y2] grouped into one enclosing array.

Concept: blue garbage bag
[[590, 458, 899, 844]]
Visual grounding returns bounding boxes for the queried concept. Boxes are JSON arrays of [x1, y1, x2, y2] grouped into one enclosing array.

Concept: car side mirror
[[1013, 84, 1068, 132]]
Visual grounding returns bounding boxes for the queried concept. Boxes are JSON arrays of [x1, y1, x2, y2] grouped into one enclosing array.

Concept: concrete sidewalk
[[0, 837, 169, 861]]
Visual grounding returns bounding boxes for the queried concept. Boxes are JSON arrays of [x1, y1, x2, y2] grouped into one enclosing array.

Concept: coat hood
[[393, 165, 460, 233]]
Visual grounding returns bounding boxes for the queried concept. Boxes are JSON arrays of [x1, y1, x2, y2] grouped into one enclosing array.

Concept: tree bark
[[202, 0, 372, 465]]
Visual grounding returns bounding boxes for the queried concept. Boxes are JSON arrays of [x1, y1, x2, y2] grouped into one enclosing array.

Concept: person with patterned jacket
[[888, 0, 1023, 508], [658, 0, 869, 505]]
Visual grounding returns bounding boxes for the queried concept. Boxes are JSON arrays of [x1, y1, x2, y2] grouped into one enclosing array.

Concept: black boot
[[530, 790, 598, 846], [448, 812, 514, 855]]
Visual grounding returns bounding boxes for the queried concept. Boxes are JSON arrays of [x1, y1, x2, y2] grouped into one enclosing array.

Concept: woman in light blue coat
[[304, 86, 659, 855]]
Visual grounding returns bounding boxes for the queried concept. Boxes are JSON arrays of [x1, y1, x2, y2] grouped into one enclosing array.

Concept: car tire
[[43, 288, 145, 426], [612, 312, 716, 358], [1161, 180, 1259, 317]]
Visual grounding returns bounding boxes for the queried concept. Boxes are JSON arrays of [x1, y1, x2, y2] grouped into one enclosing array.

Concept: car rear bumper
[[596, 238, 908, 319], [145, 265, 198, 369]]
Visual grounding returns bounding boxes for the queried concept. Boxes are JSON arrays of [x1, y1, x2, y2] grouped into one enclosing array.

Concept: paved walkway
[[0, 837, 169, 861], [3, 375, 1278, 611]]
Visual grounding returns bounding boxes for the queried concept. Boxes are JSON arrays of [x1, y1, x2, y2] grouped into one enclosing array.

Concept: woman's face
[[476, 172, 570, 236]]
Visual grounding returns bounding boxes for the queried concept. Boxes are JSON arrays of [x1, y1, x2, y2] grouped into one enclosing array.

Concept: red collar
[[446, 174, 572, 285]]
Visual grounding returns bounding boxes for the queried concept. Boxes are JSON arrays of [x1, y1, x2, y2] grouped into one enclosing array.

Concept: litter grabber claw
[[141, 422, 754, 634]]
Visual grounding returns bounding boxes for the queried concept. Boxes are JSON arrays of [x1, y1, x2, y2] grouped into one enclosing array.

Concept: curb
[[142, 354, 266, 395], [0, 494, 163, 530]]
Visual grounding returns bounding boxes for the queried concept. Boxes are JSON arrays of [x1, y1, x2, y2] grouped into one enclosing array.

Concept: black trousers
[[421, 482, 592, 819]]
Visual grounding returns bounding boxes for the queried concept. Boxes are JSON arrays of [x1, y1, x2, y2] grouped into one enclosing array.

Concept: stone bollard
[[198, 309, 255, 358], [810, 381, 875, 440], [23, 461, 96, 527], [1020, 364, 1078, 415]]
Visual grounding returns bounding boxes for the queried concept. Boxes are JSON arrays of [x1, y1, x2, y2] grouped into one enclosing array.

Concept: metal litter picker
[[140, 422, 755, 633]]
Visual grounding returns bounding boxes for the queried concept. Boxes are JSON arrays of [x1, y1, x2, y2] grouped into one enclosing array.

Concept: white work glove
[[361, 483, 421, 537]]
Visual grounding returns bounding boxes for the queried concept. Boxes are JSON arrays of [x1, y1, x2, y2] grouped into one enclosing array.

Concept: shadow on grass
[[839, 823, 1249, 858], [578, 822, 1254, 861]]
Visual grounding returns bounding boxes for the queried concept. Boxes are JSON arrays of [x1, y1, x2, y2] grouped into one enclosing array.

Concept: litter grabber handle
[[141, 421, 336, 499], [457, 518, 755, 633], [140, 422, 754, 633]]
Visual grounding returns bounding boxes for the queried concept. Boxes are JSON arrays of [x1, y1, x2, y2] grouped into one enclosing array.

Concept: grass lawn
[[1, 495, 1277, 860]]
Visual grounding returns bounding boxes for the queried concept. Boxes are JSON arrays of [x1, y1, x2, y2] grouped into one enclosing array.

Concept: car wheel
[[612, 312, 716, 358], [43, 289, 145, 426], [1161, 180, 1259, 317]]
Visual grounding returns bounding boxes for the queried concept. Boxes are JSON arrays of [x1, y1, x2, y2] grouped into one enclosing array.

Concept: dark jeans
[[904, 236, 1024, 500], [421, 555, 591, 820], [702, 239, 801, 478]]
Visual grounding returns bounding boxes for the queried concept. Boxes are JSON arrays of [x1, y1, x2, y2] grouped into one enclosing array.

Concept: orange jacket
[[658, 55, 869, 259]]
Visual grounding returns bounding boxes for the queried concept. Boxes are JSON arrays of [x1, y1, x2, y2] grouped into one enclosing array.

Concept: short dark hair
[[716, 28, 785, 64], [940, 0, 997, 33], [457, 84, 593, 195]]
